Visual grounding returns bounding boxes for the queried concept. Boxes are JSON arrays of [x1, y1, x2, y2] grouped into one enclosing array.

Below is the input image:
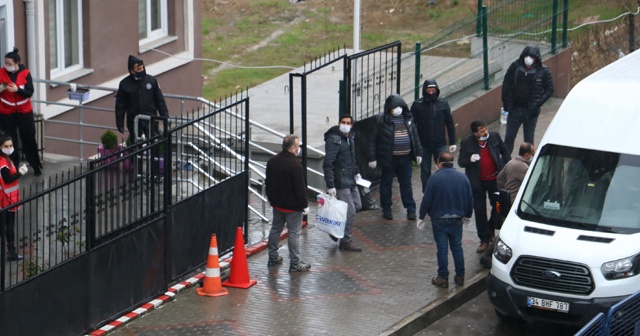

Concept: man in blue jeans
[[418, 152, 473, 288], [368, 94, 423, 220]]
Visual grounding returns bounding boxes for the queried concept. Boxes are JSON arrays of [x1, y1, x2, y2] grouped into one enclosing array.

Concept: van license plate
[[527, 296, 570, 313]]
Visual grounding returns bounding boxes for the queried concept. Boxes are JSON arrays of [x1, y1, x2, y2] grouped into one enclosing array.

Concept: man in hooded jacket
[[323, 115, 362, 251], [115, 55, 169, 144], [368, 94, 423, 220], [502, 44, 553, 155], [411, 79, 457, 193]]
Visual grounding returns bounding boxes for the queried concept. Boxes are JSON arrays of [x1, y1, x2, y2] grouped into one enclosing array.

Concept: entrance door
[[0, 1, 15, 58]]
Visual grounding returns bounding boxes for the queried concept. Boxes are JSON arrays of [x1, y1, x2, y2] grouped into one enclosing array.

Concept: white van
[[487, 49, 640, 326]]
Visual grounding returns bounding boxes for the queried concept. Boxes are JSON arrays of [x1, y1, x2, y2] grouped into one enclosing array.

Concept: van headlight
[[601, 255, 640, 280], [493, 239, 512, 264]]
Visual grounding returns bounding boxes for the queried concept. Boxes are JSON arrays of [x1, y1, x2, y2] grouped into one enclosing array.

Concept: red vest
[[0, 68, 33, 115], [0, 156, 20, 210]]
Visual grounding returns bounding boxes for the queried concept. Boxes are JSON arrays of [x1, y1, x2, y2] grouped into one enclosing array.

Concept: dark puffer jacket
[[501, 45, 554, 118], [368, 94, 423, 169], [323, 125, 359, 189], [410, 79, 456, 148]]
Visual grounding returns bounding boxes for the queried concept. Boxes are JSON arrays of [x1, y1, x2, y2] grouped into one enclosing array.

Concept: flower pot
[[98, 144, 123, 169]]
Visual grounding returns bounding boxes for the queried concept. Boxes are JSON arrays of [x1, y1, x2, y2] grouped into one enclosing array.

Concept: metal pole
[[79, 101, 84, 161], [396, 43, 402, 94], [354, 0, 360, 53], [301, 75, 308, 184], [482, 6, 489, 90], [414, 42, 421, 101], [289, 74, 294, 135], [551, 0, 558, 54], [476, 0, 483, 36], [562, 0, 569, 48]]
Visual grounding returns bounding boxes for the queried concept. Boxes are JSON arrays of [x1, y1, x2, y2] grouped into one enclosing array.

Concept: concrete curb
[[379, 269, 489, 336], [88, 222, 306, 335]]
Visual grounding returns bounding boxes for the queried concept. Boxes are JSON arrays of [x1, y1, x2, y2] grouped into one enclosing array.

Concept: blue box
[[67, 88, 90, 102]]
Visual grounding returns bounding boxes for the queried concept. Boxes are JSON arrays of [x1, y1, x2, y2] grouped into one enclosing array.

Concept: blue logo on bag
[[316, 215, 342, 227]]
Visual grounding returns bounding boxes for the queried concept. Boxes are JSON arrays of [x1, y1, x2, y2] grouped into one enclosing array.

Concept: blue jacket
[[419, 167, 473, 220]]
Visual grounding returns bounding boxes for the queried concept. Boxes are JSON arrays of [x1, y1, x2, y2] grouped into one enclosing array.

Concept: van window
[[518, 144, 640, 234]]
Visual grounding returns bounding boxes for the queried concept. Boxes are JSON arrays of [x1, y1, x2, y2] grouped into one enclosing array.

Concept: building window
[[139, 0, 167, 45], [49, 0, 83, 77]]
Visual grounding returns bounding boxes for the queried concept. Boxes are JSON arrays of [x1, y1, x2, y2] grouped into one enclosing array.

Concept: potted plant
[[98, 130, 121, 168]]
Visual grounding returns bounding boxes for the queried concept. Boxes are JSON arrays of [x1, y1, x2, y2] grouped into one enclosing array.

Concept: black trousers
[[0, 111, 41, 170]]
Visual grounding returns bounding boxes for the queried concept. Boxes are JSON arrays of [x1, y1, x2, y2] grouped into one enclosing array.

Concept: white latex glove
[[327, 188, 337, 197], [416, 156, 422, 165], [368, 161, 377, 169], [449, 145, 457, 153], [18, 164, 28, 175], [470, 154, 481, 162], [354, 174, 361, 181], [303, 207, 309, 215], [417, 220, 427, 230]]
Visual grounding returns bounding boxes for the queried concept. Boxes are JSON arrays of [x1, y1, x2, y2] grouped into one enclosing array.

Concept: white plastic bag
[[315, 193, 348, 238]]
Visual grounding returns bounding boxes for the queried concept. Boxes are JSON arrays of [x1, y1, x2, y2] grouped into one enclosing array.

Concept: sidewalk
[[93, 97, 563, 336]]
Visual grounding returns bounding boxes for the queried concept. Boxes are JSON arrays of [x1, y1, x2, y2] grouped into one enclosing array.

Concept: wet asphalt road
[[414, 290, 582, 336]]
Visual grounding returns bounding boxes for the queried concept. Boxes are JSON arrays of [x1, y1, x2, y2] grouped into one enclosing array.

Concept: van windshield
[[518, 144, 640, 234]]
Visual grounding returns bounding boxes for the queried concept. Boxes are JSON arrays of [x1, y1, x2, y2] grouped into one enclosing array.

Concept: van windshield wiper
[[520, 199, 552, 225]]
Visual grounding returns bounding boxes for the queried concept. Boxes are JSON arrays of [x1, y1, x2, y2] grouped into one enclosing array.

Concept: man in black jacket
[[411, 79, 457, 193], [323, 115, 362, 251], [502, 44, 553, 155], [115, 55, 169, 143], [458, 120, 510, 253], [368, 94, 423, 220], [266, 135, 311, 272]]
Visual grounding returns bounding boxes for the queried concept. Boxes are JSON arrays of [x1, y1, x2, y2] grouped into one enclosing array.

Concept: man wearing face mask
[[411, 79, 457, 193], [459, 120, 510, 253], [502, 44, 554, 155], [323, 115, 363, 251], [115, 55, 169, 144], [266, 135, 311, 272], [368, 94, 423, 221]]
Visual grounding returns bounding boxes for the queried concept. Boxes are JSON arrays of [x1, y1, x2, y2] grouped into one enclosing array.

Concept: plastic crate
[[67, 88, 90, 102]]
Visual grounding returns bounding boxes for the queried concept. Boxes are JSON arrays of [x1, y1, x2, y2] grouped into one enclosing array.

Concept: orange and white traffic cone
[[196, 234, 229, 297], [223, 227, 257, 289]]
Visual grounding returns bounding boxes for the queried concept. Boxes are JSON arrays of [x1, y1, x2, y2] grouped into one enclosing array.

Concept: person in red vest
[[0, 134, 28, 260], [0, 48, 42, 176]]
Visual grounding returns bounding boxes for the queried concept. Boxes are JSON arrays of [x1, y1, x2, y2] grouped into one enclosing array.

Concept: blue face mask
[[134, 69, 146, 80]]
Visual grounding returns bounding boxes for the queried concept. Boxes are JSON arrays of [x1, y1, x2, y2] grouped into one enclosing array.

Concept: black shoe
[[7, 252, 23, 261], [407, 213, 416, 220], [339, 242, 362, 252], [328, 234, 338, 242], [267, 256, 283, 267], [383, 212, 393, 220], [34, 167, 42, 176]]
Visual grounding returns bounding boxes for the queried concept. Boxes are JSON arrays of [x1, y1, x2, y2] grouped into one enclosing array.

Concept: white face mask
[[2, 148, 14, 156], [524, 56, 534, 67], [392, 107, 403, 117], [478, 133, 490, 141], [4, 65, 16, 72], [339, 124, 351, 134], [296, 147, 301, 156]]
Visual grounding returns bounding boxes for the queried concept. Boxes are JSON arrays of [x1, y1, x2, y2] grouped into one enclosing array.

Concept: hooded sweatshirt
[[368, 94, 423, 169], [410, 79, 456, 148], [115, 55, 169, 131]]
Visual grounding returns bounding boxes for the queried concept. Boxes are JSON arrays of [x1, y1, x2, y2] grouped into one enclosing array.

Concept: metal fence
[[0, 92, 250, 292], [397, 0, 569, 107], [576, 290, 640, 336]]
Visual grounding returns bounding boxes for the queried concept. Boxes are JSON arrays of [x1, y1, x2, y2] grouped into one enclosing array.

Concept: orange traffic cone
[[222, 227, 257, 289], [196, 234, 229, 297]]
